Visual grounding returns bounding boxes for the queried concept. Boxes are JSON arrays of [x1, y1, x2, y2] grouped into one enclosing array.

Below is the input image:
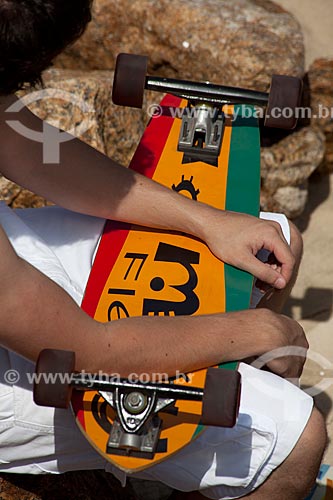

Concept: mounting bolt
[[124, 392, 147, 414]]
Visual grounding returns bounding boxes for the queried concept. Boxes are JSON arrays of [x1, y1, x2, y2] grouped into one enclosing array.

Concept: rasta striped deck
[[72, 95, 261, 473]]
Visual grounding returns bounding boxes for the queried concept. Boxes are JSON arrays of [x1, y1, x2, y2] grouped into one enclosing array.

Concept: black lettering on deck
[[143, 242, 200, 316], [107, 253, 149, 320]]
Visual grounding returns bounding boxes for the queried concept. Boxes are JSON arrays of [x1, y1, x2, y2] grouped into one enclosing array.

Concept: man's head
[[0, 0, 92, 95]]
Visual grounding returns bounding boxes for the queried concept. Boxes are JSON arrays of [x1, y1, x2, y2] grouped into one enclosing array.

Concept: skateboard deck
[[73, 95, 260, 473]]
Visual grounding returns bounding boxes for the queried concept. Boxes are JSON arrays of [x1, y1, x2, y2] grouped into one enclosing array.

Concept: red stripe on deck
[[81, 95, 181, 318], [81, 221, 130, 317], [129, 94, 182, 177]]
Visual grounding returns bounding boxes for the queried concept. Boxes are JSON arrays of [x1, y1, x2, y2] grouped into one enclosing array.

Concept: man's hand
[[198, 209, 294, 290], [252, 309, 308, 380]]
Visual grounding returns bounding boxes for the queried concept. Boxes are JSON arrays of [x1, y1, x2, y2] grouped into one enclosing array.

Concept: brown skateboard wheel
[[33, 349, 75, 409], [201, 368, 241, 428], [112, 53, 148, 108], [264, 74, 303, 130]]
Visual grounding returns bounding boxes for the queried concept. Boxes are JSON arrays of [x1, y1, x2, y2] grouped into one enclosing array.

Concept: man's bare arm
[[0, 94, 293, 289], [0, 225, 307, 379]]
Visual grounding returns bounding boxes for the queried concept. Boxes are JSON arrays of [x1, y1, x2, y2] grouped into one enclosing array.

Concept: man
[[0, 1, 327, 499]]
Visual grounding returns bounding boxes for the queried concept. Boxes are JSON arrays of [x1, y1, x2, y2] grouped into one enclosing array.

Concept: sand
[[291, 173, 333, 464], [274, 0, 333, 464], [276, 0, 333, 68]]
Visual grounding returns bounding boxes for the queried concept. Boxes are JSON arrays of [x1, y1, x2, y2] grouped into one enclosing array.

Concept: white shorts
[[0, 203, 312, 499]]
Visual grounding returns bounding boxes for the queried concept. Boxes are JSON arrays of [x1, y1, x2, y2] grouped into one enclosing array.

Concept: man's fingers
[[260, 227, 295, 287], [244, 254, 287, 288], [270, 243, 295, 287]]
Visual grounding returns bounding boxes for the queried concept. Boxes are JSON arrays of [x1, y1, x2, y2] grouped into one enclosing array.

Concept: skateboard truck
[[33, 349, 241, 459], [112, 53, 303, 133]]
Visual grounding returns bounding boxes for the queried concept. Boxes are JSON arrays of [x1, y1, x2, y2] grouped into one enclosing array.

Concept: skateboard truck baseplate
[[177, 103, 225, 166], [101, 388, 175, 458]]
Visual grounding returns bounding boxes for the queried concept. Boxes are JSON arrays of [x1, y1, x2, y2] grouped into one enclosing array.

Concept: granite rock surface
[[56, 0, 304, 91], [261, 126, 326, 217], [307, 58, 333, 173]]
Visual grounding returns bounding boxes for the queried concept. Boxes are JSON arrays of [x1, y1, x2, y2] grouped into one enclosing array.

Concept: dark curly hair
[[0, 0, 93, 95]]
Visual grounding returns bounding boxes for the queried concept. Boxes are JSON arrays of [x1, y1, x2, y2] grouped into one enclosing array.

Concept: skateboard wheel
[[33, 349, 75, 409], [112, 53, 148, 108], [201, 368, 241, 428], [265, 75, 303, 130]]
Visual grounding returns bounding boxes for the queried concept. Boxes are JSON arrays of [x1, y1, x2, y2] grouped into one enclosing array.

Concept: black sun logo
[[172, 176, 200, 200]]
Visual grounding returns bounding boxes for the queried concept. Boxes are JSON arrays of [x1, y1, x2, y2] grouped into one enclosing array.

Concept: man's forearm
[[1, 255, 273, 377], [0, 97, 212, 239]]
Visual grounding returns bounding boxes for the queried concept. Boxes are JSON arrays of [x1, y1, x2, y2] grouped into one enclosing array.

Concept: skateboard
[[33, 54, 302, 474]]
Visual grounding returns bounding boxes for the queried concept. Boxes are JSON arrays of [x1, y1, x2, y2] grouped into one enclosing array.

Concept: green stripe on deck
[[193, 107, 260, 440], [225, 104, 260, 313]]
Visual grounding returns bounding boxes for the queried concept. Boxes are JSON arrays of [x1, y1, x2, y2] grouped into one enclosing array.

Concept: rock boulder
[[261, 126, 325, 218], [56, 0, 304, 91], [307, 58, 333, 173]]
